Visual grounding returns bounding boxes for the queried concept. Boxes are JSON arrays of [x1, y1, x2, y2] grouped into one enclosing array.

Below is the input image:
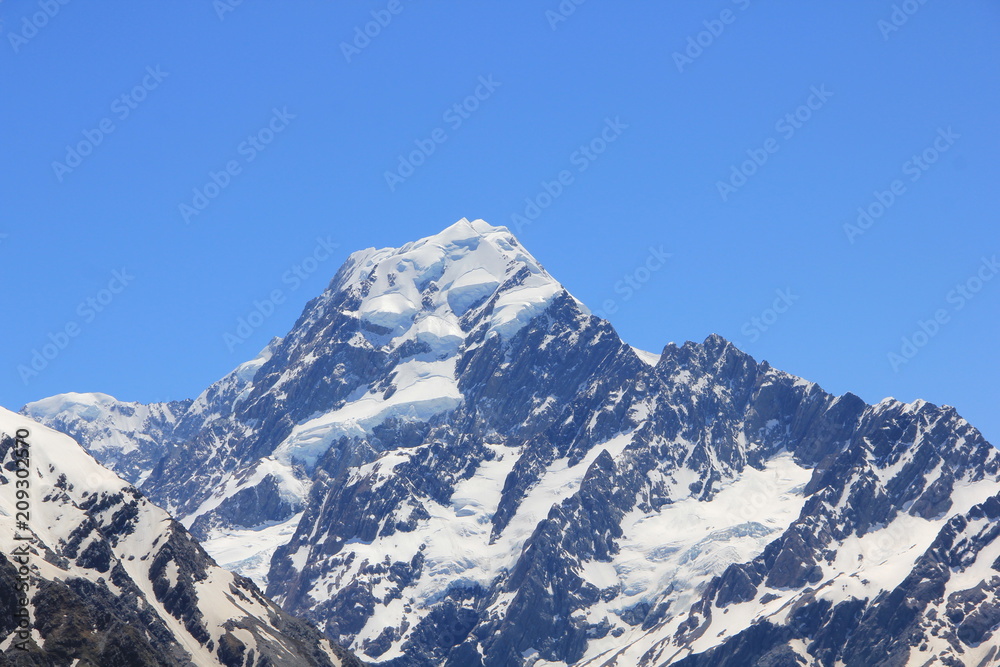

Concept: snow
[[944, 515, 1000, 594], [22, 391, 180, 455], [274, 357, 464, 469], [488, 279, 560, 339], [0, 409, 212, 663], [0, 408, 129, 502], [412, 314, 464, 352], [502, 433, 636, 555], [447, 444, 519, 523], [233, 338, 278, 382], [447, 267, 501, 315], [579, 560, 619, 589], [361, 292, 420, 332], [24, 391, 119, 421], [188, 339, 278, 419], [23, 217, 1000, 666], [594, 465, 1000, 665], [183, 456, 306, 528], [163, 560, 180, 588], [614, 457, 804, 609], [817, 512, 941, 609], [570, 453, 812, 666], [342, 218, 565, 345], [0, 407, 340, 665], [336, 430, 803, 663], [269, 219, 576, 470], [330, 434, 637, 659], [631, 347, 660, 367], [200, 513, 304, 588]]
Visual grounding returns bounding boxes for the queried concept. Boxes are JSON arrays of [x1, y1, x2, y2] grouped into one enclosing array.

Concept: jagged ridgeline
[[24, 219, 1000, 666]]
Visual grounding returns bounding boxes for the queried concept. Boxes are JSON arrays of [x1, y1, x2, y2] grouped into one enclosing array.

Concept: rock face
[[25, 219, 1000, 666], [0, 408, 363, 667]]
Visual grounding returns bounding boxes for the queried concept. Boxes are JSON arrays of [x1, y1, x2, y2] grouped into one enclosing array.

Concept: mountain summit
[[338, 217, 566, 342], [25, 219, 1000, 666]]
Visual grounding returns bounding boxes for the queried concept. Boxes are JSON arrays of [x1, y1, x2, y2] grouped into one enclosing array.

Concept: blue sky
[[3, 1, 998, 443]]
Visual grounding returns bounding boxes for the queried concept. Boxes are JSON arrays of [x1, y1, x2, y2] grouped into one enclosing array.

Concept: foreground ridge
[[0, 408, 364, 666]]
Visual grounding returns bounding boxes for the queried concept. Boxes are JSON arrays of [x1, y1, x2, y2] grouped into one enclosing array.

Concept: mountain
[[0, 407, 364, 666], [25, 218, 1000, 666], [21, 392, 191, 487]]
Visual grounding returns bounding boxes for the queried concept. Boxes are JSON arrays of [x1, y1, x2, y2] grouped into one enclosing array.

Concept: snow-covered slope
[[26, 218, 1000, 666], [0, 407, 361, 666], [22, 391, 190, 486]]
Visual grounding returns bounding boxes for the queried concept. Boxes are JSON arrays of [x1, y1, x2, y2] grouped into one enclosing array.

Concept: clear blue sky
[[3, 1, 998, 443]]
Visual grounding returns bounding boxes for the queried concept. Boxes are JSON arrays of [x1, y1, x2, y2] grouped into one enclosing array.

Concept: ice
[[489, 280, 560, 340], [339, 218, 570, 346], [273, 357, 463, 469], [360, 292, 420, 332], [412, 314, 464, 352], [447, 267, 501, 315], [200, 513, 303, 588]]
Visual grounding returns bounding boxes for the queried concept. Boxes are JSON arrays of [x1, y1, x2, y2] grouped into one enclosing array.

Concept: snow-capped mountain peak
[[22, 218, 1000, 666], [334, 217, 564, 343]]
